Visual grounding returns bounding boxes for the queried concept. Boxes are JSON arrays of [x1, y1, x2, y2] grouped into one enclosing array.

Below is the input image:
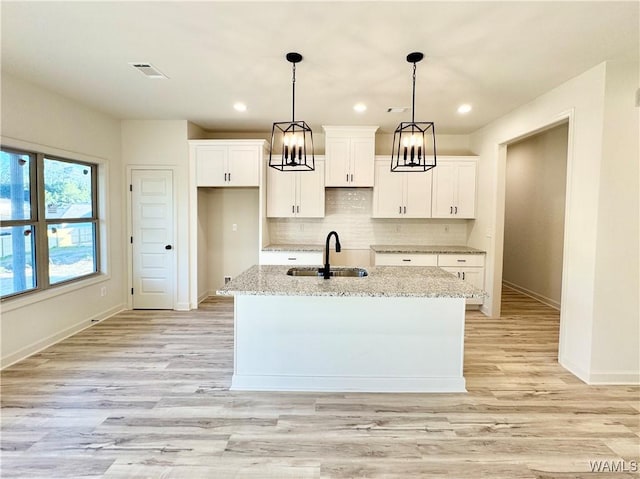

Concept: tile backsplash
[[268, 188, 469, 248]]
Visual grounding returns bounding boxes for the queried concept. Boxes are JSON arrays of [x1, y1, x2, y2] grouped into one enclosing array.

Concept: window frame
[[1, 146, 101, 300]]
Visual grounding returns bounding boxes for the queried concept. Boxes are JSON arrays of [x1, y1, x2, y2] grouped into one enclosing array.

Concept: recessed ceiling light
[[387, 107, 408, 113], [457, 103, 472, 114], [233, 102, 247, 112], [353, 103, 367, 113]]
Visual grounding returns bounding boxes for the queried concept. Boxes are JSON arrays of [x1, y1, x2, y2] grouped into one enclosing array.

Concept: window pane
[[0, 150, 32, 221], [44, 158, 93, 219], [48, 222, 97, 284], [0, 225, 36, 297]]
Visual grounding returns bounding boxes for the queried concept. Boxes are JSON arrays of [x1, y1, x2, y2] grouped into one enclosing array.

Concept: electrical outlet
[[232, 223, 237, 232], [224, 276, 232, 284], [100, 286, 107, 297]]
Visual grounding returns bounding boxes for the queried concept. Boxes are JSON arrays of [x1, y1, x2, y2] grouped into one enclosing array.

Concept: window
[[0, 147, 99, 299]]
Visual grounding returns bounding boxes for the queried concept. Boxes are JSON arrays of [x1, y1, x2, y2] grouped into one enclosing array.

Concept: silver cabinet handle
[[457, 259, 466, 263], [287, 257, 296, 261], [346, 174, 349, 182], [402, 259, 411, 262], [462, 271, 466, 280], [399, 206, 402, 214], [297, 205, 300, 213], [292, 205, 295, 213], [404, 206, 407, 214], [454, 206, 458, 214], [350, 174, 354, 182]]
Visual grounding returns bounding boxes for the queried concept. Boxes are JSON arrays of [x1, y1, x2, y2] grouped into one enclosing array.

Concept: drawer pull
[[457, 259, 467, 262], [287, 257, 297, 261], [402, 259, 411, 262]]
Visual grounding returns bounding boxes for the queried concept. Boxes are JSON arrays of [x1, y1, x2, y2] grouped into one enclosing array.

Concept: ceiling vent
[[387, 107, 408, 113], [129, 62, 168, 79]]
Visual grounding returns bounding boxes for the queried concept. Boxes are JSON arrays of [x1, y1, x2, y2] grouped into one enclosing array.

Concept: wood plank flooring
[[1, 289, 638, 478]]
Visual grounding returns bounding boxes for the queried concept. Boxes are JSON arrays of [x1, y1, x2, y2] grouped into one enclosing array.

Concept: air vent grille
[[129, 62, 168, 79]]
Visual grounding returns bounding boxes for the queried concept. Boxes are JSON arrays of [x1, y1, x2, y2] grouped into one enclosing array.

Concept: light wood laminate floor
[[1, 289, 638, 478]]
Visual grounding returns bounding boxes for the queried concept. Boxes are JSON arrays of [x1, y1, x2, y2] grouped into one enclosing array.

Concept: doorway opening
[[503, 122, 569, 312]]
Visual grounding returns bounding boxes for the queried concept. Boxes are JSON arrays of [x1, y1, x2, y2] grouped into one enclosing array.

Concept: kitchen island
[[217, 265, 484, 393]]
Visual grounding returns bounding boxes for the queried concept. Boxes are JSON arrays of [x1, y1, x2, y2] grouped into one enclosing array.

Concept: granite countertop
[[217, 265, 486, 299], [262, 244, 323, 252], [370, 244, 486, 254]]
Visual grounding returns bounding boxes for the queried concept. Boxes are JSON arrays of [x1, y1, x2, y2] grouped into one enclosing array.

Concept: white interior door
[[131, 169, 175, 309]]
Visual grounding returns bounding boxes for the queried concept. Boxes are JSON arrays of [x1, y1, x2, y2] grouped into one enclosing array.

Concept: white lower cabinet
[[372, 253, 438, 266], [438, 254, 485, 305], [259, 251, 323, 266], [371, 251, 485, 305]]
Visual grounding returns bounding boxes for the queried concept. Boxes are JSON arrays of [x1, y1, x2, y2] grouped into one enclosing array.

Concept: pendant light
[[391, 52, 436, 172], [269, 52, 315, 172]]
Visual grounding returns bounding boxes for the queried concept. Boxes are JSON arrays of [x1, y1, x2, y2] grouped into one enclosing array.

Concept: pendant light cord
[[291, 63, 296, 122], [411, 62, 417, 124]]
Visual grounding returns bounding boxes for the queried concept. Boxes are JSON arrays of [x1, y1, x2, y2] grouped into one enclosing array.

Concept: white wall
[[121, 120, 191, 310], [469, 61, 639, 384], [202, 188, 260, 293], [503, 124, 568, 307], [590, 60, 639, 382], [206, 130, 472, 156], [1, 73, 125, 367]]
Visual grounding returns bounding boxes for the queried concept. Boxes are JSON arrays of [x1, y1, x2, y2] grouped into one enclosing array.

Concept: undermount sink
[[286, 267, 368, 278]]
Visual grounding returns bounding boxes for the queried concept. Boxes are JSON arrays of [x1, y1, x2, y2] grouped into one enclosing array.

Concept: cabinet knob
[[165, 245, 173, 250]]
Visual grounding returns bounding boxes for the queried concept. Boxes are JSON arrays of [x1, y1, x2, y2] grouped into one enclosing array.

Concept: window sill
[[0, 273, 112, 313]]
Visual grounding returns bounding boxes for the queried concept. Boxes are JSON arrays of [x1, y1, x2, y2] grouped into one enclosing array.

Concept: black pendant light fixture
[[269, 52, 315, 172], [391, 52, 436, 172]]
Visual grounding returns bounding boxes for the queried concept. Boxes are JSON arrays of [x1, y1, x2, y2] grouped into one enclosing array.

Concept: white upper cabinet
[[323, 126, 378, 187], [431, 157, 477, 218], [372, 159, 433, 218], [190, 140, 266, 187], [267, 160, 325, 218]]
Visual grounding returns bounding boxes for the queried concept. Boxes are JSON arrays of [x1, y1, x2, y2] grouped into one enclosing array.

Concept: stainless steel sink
[[286, 267, 368, 278]]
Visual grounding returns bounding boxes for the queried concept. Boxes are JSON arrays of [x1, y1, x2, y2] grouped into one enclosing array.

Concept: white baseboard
[[502, 280, 560, 310], [559, 355, 590, 384], [586, 370, 640, 385], [1, 304, 126, 369], [231, 374, 467, 393]]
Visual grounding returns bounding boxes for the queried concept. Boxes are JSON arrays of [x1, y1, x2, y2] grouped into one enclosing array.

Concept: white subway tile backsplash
[[268, 189, 469, 248]]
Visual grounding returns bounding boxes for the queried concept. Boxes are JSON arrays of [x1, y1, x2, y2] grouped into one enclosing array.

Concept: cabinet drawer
[[260, 251, 323, 265], [374, 253, 438, 266], [438, 254, 485, 267]]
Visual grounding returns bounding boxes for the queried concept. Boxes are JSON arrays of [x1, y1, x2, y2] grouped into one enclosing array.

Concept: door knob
[[165, 245, 173, 250]]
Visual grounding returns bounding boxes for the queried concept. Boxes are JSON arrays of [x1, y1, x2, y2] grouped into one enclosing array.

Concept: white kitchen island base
[[231, 294, 466, 393]]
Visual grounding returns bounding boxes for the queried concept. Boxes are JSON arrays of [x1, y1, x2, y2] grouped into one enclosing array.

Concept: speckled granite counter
[[370, 244, 486, 254], [217, 264, 485, 299], [262, 244, 323, 252]]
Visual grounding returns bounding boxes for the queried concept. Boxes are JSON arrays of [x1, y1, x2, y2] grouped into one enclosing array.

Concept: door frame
[[126, 165, 178, 310], [490, 110, 575, 361]]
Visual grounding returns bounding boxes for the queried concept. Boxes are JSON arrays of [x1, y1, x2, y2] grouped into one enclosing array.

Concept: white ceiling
[[1, 1, 638, 134]]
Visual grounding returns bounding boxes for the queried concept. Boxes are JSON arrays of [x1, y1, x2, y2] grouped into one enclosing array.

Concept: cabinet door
[[350, 138, 375, 186], [372, 162, 404, 218], [431, 162, 456, 217], [266, 168, 296, 217], [196, 147, 227, 186], [404, 170, 433, 218], [297, 162, 325, 218], [324, 138, 350, 186], [454, 162, 477, 218], [227, 146, 259, 186]]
